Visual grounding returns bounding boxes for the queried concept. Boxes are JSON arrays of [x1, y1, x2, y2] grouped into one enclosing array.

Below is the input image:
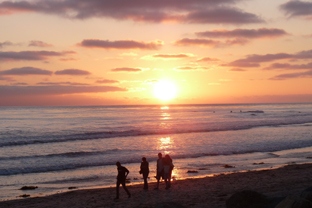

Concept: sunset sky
[[1, 0, 312, 106]]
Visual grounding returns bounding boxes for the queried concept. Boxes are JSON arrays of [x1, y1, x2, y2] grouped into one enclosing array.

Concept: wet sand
[[1, 163, 312, 208]]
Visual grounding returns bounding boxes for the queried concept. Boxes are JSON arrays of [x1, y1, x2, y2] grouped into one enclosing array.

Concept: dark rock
[[253, 162, 265, 165], [68, 187, 77, 190], [301, 187, 312, 202], [187, 170, 198, 173], [223, 164, 235, 168], [275, 195, 312, 208], [226, 190, 269, 208], [20, 186, 38, 190], [19, 194, 30, 198]]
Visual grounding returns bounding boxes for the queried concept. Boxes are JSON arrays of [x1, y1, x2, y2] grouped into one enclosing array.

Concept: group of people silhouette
[[115, 152, 174, 199]]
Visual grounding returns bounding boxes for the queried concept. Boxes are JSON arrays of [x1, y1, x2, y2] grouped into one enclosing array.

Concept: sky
[[0, 0, 312, 106]]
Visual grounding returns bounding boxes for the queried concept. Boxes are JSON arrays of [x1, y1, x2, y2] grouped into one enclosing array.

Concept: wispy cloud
[[0, 67, 52, 75], [0, 67, 93, 76], [0, 0, 264, 24], [185, 6, 264, 24], [28, 40, 53, 47], [79, 39, 163, 50], [96, 79, 119, 84], [111, 67, 142, 72], [270, 69, 312, 80], [226, 49, 312, 68], [37, 82, 89, 86], [0, 85, 127, 96], [0, 41, 13, 48], [196, 28, 288, 39], [0, 50, 75, 61], [264, 62, 312, 70], [55, 69, 91, 76], [175, 38, 221, 47], [280, 0, 312, 19], [152, 53, 193, 59], [197, 57, 220, 62]]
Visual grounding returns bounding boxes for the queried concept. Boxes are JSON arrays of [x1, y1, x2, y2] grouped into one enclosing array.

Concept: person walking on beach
[[163, 154, 174, 189], [139, 157, 149, 190], [155, 153, 164, 189], [115, 162, 131, 199]]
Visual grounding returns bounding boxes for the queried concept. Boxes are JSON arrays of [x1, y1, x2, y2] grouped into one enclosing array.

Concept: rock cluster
[[226, 187, 312, 208]]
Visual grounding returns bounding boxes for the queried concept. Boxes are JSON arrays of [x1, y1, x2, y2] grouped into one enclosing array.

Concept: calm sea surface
[[1, 103, 312, 200]]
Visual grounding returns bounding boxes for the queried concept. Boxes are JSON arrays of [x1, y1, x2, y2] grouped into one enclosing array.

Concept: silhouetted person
[[115, 162, 131, 199], [139, 157, 149, 190], [163, 154, 174, 189], [155, 153, 164, 189]]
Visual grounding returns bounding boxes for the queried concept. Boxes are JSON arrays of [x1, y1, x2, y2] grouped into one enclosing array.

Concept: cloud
[[152, 53, 193, 59], [37, 81, 89, 86], [0, 75, 15, 81], [196, 28, 288, 39], [0, 67, 52, 75], [175, 38, 221, 47], [280, 0, 312, 19], [264, 62, 312, 70], [185, 6, 264, 24], [227, 49, 312, 68], [0, 85, 127, 96], [0, 50, 74, 61], [227, 53, 293, 68], [270, 69, 312, 80], [229, 68, 247, 72], [28, 40, 53, 47], [111, 67, 142, 72], [197, 57, 220, 62], [0, 0, 264, 24], [79, 39, 162, 50], [175, 66, 209, 71], [0, 41, 13, 48], [96, 79, 119, 84], [54, 69, 91, 76]]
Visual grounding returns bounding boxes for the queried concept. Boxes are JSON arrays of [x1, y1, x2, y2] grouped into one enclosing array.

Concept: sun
[[153, 80, 177, 101]]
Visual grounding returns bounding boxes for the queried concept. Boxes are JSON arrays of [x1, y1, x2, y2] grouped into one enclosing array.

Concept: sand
[[1, 163, 312, 208]]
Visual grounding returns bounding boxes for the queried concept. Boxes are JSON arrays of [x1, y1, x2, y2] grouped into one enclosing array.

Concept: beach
[[1, 163, 312, 208]]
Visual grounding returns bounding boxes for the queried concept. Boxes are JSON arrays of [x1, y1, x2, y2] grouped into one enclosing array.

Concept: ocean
[[1, 103, 312, 201]]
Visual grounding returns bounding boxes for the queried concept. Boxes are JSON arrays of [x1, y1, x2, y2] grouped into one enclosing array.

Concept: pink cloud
[[0, 0, 264, 24], [111, 67, 142, 72], [153, 53, 192, 59], [54, 69, 91, 76], [270, 69, 312, 80], [196, 28, 288, 39], [280, 0, 312, 19], [0, 85, 127, 96], [264, 62, 312, 70], [197, 57, 220, 62], [0, 50, 74, 61], [175, 38, 220, 47], [96, 79, 119, 84], [28, 40, 53, 47], [0, 67, 52, 75], [79, 39, 162, 50]]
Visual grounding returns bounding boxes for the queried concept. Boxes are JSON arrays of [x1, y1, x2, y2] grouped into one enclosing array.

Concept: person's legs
[[121, 181, 131, 197], [116, 180, 121, 199], [155, 173, 160, 189], [143, 173, 148, 189]]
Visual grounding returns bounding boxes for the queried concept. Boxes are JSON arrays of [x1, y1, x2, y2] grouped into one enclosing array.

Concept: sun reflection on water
[[157, 136, 179, 181], [158, 137, 172, 154]]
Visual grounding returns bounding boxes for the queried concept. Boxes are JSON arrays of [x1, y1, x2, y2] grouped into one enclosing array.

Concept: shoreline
[[1, 163, 312, 208]]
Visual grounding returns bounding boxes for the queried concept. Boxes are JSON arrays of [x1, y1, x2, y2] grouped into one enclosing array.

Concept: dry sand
[[1, 163, 312, 208]]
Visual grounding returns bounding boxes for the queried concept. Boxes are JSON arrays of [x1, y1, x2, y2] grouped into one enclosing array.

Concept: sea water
[[0, 103, 312, 200]]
